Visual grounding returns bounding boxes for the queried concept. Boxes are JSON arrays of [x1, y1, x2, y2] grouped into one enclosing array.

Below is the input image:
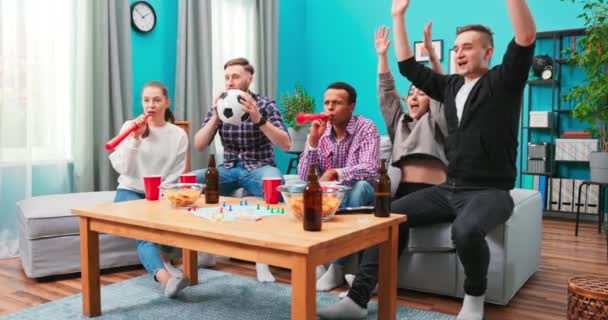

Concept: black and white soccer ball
[[217, 89, 249, 126]]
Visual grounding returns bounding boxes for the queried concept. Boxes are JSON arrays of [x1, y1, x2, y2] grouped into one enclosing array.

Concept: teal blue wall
[[277, 0, 588, 185], [131, 0, 178, 116]]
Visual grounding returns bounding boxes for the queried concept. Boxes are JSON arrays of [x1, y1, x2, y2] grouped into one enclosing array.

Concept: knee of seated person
[[451, 223, 484, 248]]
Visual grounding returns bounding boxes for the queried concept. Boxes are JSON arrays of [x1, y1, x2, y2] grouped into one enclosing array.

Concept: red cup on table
[[179, 174, 197, 183], [143, 175, 162, 200], [262, 177, 282, 204]]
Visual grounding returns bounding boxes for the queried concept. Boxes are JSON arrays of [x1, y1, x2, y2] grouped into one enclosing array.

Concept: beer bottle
[[374, 159, 391, 217], [205, 154, 219, 204], [303, 164, 322, 231]]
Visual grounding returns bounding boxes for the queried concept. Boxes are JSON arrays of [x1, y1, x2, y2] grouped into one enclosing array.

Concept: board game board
[[187, 199, 286, 222]]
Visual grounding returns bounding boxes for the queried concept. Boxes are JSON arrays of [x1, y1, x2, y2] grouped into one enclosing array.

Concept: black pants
[[347, 182, 514, 308]]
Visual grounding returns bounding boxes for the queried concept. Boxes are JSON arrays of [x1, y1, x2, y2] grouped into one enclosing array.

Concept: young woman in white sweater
[[109, 81, 189, 298]]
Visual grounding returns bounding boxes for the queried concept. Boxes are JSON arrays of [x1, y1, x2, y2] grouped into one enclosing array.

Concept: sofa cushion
[[408, 188, 540, 252], [17, 191, 116, 240]]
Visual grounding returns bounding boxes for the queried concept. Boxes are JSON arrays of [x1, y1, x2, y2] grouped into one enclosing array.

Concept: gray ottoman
[[17, 191, 140, 278]]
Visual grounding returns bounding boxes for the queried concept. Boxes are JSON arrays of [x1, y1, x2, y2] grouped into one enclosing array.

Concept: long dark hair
[[142, 81, 175, 138]]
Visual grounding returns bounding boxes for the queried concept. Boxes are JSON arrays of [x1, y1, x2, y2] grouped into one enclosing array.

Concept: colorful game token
[[270, 208, 274, 213], [281, 208, 285, 214], [245, 200, 249, 205], [220, 207, 223, 213], [257, 204, 260, 210], [239, 200, 243, 206], [229, 205, 233, 211], [223, 201, 226, 207]]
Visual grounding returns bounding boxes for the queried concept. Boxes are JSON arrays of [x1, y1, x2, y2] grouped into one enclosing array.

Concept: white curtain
[[0, 0, 76, 258], [210, 0, 257, 160]]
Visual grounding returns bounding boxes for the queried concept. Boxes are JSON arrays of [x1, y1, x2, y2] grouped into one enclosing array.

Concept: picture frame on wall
[[414, 40, 443, 62], [449, 49, 457, 74]]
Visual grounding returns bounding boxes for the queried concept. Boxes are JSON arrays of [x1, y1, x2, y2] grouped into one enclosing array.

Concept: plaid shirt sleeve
[[201, 108, 214, 127], [264, 101, 289, 134], [339, 123, 380, 182], [297, 143, 320, 181]]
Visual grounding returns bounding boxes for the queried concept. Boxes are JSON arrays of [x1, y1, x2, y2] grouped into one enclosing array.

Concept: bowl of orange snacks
[[160, 183, 204, 208], [276, 184, 351, 221]]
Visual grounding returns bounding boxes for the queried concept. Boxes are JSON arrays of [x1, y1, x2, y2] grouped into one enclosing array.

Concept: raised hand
[[131, 115, 148, 139], [308, 118, 328, 148], [423, 21, 435, 59], [391, 0, 410, 17], [375, 26, 391, 56]]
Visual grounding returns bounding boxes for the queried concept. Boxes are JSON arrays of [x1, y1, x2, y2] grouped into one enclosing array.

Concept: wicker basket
[[567, 277, 608, 320]]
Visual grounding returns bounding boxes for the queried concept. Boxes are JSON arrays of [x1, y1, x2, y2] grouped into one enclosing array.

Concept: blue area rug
[[1, 268, 454, 319]]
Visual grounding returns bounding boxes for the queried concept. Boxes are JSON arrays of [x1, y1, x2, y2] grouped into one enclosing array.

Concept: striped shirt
[[202, 92, 288, 171], [297, 115, 380, 184]]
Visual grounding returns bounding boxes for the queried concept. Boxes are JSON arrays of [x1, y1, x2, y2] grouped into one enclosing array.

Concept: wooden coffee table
[[72, 197, 405, 319]]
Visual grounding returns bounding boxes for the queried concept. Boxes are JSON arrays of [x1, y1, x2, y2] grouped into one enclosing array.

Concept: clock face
[[131, 1, 156, 33], [541, 68, 553, 80]]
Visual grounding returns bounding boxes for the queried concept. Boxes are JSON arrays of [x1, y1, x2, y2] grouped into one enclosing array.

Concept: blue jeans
[[190, 162, 282, 198], [114, 188, 174, 277], [340, 180, 374, 208]]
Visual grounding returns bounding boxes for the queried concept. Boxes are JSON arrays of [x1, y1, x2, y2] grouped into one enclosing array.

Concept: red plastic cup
[[262, 178, 282, 204], [143, 176, 162, 200], [179, 174, 197, 183]]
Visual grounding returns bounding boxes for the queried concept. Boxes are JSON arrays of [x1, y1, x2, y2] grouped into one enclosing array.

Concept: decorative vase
[[288, 127, 308, 153]]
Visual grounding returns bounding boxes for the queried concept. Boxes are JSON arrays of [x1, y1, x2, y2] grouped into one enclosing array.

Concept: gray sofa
[[17, 191, 140, 278], [378, 136, 542, 305]]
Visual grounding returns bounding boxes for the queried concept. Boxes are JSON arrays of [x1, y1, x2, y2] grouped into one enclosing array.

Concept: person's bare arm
[[506, 0, 536, 46], [376, 26, 391, 74], [391, 0, 413, 62], [423, 21, 444, 74]]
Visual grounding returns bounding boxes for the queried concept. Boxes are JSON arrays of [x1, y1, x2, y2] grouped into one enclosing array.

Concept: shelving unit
[[518, 28, 600, 218]]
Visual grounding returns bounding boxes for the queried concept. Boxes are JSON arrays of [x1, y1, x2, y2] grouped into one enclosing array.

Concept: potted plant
[[279, 82, 315, 152], [562, 0, 608, 182]]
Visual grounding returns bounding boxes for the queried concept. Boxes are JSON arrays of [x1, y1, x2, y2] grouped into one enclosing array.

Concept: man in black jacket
[[317, 1, 536, 319]]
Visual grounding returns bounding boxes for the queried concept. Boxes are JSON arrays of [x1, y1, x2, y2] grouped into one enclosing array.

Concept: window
[[0, 0, 75, 164]]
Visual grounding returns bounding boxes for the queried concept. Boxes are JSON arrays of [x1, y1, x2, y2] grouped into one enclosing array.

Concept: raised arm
[[506, 0, 536, 46], [391, 0, 413, 61], [376, 26, 391, 74], [423, 21, 444, 74]]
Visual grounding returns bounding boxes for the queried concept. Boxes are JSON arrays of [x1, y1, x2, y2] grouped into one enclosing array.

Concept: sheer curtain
[[210, 0, 257, 160], [0, 0, 76, 258]]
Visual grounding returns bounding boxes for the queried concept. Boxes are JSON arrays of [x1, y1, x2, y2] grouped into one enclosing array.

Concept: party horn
[[295, 113, 329, 125], [104, 114, 151, 152]]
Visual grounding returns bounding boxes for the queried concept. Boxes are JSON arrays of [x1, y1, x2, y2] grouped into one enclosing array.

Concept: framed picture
[[449, 49, 457, 74], [414, 40, 443, 62]]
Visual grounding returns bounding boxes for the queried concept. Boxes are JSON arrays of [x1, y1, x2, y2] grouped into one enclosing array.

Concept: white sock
[[197, 252, 217, 268], [316, 264, 344, 292], [456, 294, 485, 320], [316, 265, 327, 280], [255, 263, 275, 282], [162, 261, 183, 278], [317, 296, 367, 319]]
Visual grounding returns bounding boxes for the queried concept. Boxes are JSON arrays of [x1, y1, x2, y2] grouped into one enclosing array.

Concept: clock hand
[[134, 7, 143, 17]]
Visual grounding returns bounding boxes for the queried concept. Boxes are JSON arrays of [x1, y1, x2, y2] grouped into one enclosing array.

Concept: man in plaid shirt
[[191, 57, 291, 283], [297, 82, 380, 291]]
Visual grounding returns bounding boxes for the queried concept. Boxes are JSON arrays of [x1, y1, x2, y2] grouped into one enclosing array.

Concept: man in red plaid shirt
[[297, 82, 380, 291]]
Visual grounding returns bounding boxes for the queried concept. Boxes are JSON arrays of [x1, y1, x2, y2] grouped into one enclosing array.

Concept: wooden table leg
[[182, 249, 198, 285], [378, 224, 398, 320], [291, 255, 316, 320], [80, 217, 100, 317]]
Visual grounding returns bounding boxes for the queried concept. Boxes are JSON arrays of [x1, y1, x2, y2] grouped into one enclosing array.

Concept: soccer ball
[[217, 89, 249, 126]]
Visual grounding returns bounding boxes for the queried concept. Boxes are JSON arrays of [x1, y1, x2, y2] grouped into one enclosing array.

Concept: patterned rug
[[1, 268, 454, 319]]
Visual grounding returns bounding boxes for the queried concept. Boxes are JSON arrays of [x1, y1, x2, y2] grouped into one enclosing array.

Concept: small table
[[567, 276, 608, 320], [73, 197, 405, 319]]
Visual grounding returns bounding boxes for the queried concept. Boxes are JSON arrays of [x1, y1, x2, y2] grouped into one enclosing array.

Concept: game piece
[[245, 200, 249, 205], [229, 205, 233, 211], [223, 201, 226, 207], [257, 204, 260, 210]]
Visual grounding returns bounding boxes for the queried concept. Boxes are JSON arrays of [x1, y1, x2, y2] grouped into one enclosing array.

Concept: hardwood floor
[[0, 218, 606, 319]]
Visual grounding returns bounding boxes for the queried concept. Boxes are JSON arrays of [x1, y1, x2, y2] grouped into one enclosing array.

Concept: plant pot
[[590, 152, 608, 183], [288, 127, 308, 153]]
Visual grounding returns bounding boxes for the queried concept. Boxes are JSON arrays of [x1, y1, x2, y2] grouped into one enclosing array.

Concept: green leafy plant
[[562, 0, 608, 152], [279, 82, 315, 129]]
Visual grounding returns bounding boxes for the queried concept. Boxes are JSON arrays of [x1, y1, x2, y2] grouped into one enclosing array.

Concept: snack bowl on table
[[160, 183, 205, 208], [276, 183, 351, 221]]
